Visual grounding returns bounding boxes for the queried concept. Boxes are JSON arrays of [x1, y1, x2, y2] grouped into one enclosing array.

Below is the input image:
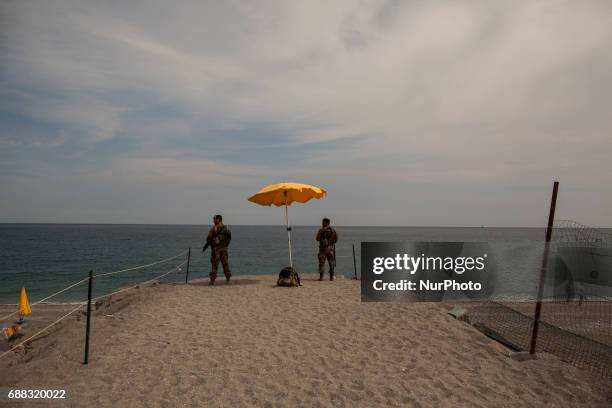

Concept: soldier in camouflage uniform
[[316, 218, 338, 281], [205, 214, 232, 285]]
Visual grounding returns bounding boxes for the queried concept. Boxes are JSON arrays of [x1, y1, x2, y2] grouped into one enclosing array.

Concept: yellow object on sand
[[248, 182, 327, 268], [248, 182, 326, 207], [2, 324, 20, 341], [19, 287, 31, 317]]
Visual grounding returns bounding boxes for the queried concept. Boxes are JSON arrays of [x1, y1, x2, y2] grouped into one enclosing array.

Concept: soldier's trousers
[[210, 247, 231, 281], [318, 247, 335, 275]]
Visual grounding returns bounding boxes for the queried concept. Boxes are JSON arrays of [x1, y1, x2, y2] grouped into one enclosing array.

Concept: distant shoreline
[[0, 222, 567, 228], [3, 222, 612, 229]]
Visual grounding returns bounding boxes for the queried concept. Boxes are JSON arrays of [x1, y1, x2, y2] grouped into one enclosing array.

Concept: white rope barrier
[[1, 248, 188, 323], [0, 277, 89, 322], [90, 260, 187, 303], [93, 249, 188, 279], [0, 304, 84, 360], [0, 250, 190, 361]]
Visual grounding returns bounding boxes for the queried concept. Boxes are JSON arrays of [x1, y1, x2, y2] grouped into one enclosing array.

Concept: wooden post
[[352, 244, 358, 280], [185, 247, 191, 284], [530, 181, 559, 354], [84, 270, 93, 364]]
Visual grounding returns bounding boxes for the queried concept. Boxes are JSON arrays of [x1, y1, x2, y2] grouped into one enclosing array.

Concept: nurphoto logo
[[361, 242, 494, 302]]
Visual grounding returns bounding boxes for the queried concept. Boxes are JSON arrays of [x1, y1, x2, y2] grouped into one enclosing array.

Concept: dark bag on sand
[[277, 267, 301, 287]]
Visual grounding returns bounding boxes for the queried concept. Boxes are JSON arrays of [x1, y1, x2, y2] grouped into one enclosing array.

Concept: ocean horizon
[[2, 223, 611, 304]]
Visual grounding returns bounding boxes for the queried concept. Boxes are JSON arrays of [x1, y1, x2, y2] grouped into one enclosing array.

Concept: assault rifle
[[202, 225, 226, 254], [332, 244, 336, 270]]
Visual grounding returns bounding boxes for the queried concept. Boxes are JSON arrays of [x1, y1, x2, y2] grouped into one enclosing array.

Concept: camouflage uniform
[[207, 222, 232, 283], [316, 226, 338, 280]]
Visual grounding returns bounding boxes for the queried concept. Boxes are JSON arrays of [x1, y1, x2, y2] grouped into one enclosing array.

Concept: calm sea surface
[[1, 224, 609, 303]]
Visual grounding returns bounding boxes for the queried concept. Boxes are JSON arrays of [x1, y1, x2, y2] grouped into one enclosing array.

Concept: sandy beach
[[1, 275, 610, 407]]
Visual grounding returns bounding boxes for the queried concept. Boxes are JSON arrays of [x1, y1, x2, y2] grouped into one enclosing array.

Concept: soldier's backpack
[[319, 227, 338, 248], [277, 267, 301, 287]]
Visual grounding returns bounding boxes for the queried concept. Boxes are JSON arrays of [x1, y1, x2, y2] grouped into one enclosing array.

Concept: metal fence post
[[352, 244, 358, 280], [185, 247, 191, 284], [530, 181, 559, 354], [84, 270, 93, 364]]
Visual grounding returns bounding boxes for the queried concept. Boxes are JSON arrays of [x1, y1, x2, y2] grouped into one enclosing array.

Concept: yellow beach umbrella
[[248, 182, 327, 267], [18, 287, 31, 322]]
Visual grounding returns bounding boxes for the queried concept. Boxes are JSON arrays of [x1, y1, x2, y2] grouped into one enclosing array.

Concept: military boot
[[329, 272, 335, 281], [318, 272, 324, 281]]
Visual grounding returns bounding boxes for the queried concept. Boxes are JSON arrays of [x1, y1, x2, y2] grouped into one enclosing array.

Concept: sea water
[[1, 224, 609, 303]]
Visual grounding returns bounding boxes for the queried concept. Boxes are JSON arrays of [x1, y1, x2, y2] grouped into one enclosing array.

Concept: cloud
[[1, 0, 611, 225]]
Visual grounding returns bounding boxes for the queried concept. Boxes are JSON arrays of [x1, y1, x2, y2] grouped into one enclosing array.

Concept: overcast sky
[[1, 0, 611, 226]]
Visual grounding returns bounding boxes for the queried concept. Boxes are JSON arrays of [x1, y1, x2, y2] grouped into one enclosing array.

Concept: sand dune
[[1, 274, 610, 407]]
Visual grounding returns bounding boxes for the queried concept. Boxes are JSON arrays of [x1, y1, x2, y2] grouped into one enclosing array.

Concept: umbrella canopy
[[248, 182, 327, 268], [248, 182, 326, 206]]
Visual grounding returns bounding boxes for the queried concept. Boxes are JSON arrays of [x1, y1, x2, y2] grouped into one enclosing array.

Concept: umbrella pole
[[285, 191, 293, 268]]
